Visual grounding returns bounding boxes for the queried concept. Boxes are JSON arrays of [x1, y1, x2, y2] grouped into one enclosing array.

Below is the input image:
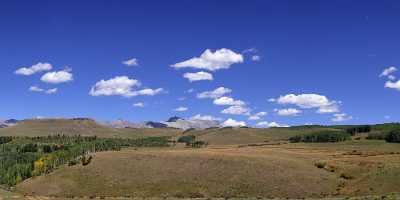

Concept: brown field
[[16, 141, 400, 199]]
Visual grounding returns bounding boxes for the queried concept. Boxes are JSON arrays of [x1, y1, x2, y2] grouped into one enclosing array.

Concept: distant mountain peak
[[166, 116, 183, 122], [4, 119, 19, 124], [145, 121, 168, 128]]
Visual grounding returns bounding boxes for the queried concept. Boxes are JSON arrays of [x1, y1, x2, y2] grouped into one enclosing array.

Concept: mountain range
[[101, 116, 221, 130]]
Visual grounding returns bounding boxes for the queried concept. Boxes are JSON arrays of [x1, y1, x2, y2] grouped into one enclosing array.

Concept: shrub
[[177, 135, 195, 144], [345, 125, 371, 136], [81, 155, 93, 166], [0, 136, 13, 144], [188, 141, 208, 148], [289, 131, 350, 143], [385, 130, 400, 143], [314, 161, 327, 169], [289, 135, 302, 143], [366, 132, 387, 140]]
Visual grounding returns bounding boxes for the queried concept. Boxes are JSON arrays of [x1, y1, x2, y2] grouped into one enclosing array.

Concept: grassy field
[[15, 141, 400, 199]]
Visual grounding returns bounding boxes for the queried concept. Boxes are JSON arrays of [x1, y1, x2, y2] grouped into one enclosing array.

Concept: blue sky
[[1, 0, 399, 127]]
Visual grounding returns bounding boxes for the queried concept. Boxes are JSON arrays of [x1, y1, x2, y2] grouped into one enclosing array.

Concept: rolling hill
[[0, 118, 182, 138]]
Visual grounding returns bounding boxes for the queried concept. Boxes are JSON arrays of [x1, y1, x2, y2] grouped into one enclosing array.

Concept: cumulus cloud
[[191, 114, 221, 121], [186, 88, 194, 93], [122, 58, 139, 66], [171, 48, 244, 71], [385, 80, 400, 91], [221, 105, 250, 115], [133, 102, 144, 107], [89, 76, 140, 97], [256, 121, 289, 128], [331, 113, 352, 122], [380, 66, 397, 77], [222, 118, 246, 127], [41, 70, 73, 84], [248, 112, 267, 120], [197, 87, 232, 99], [29, 86, 44, 92], [276, 94, 339, 113], [268, 98, 276, 102], [15, 62, 52, 76], [317, 104, 340, 113], [213, 96, 245, 106], [275, 108, 302, 116], [89, 76, 164, 98], [174, 107, 188, 112], [29, 86, 57, 94], [183, 71, 213, 82]]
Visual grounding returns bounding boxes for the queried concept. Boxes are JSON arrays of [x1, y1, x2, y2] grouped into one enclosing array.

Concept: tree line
[[289, 131, 351, 143]]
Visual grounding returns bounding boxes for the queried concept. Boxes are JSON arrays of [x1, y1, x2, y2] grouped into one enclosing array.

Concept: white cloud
[[41, 70, 73, 84], [133, 102, 144, 107], [191, 114, 221, 121], [380, 66, 397, 77], [222, 118, 246, 127], [248, 111, 267, 120], [275, 108, 302, 116], [277, 94, 333, 108], [385, 80, 400, 91], [251, 55, 261, 61], [213, 96, 245, 106], [331, 113, 352, 122], [183, 71, 213, 82], [29, 86, 57, 94], [171, 48, 244, 71], [174, 107, 188, 112], [317, 104, 340, 113], [221, 105, 250, 115], [15, 62, 52, 76], [276, 94, 339, 113], [46, 88, 58, 94], [197, 87, 232, 99], [186, 88, 194, 93], [122, 58, 139, 66], [256, 121, 289, 128], [89, 76, 141, 97], [132, 88, 164, 96], [29, 86, 44, 92]]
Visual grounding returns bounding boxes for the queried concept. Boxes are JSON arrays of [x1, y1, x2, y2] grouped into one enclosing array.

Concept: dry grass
[[16, 146, 339, 199], [15, 141, 400, 199]]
